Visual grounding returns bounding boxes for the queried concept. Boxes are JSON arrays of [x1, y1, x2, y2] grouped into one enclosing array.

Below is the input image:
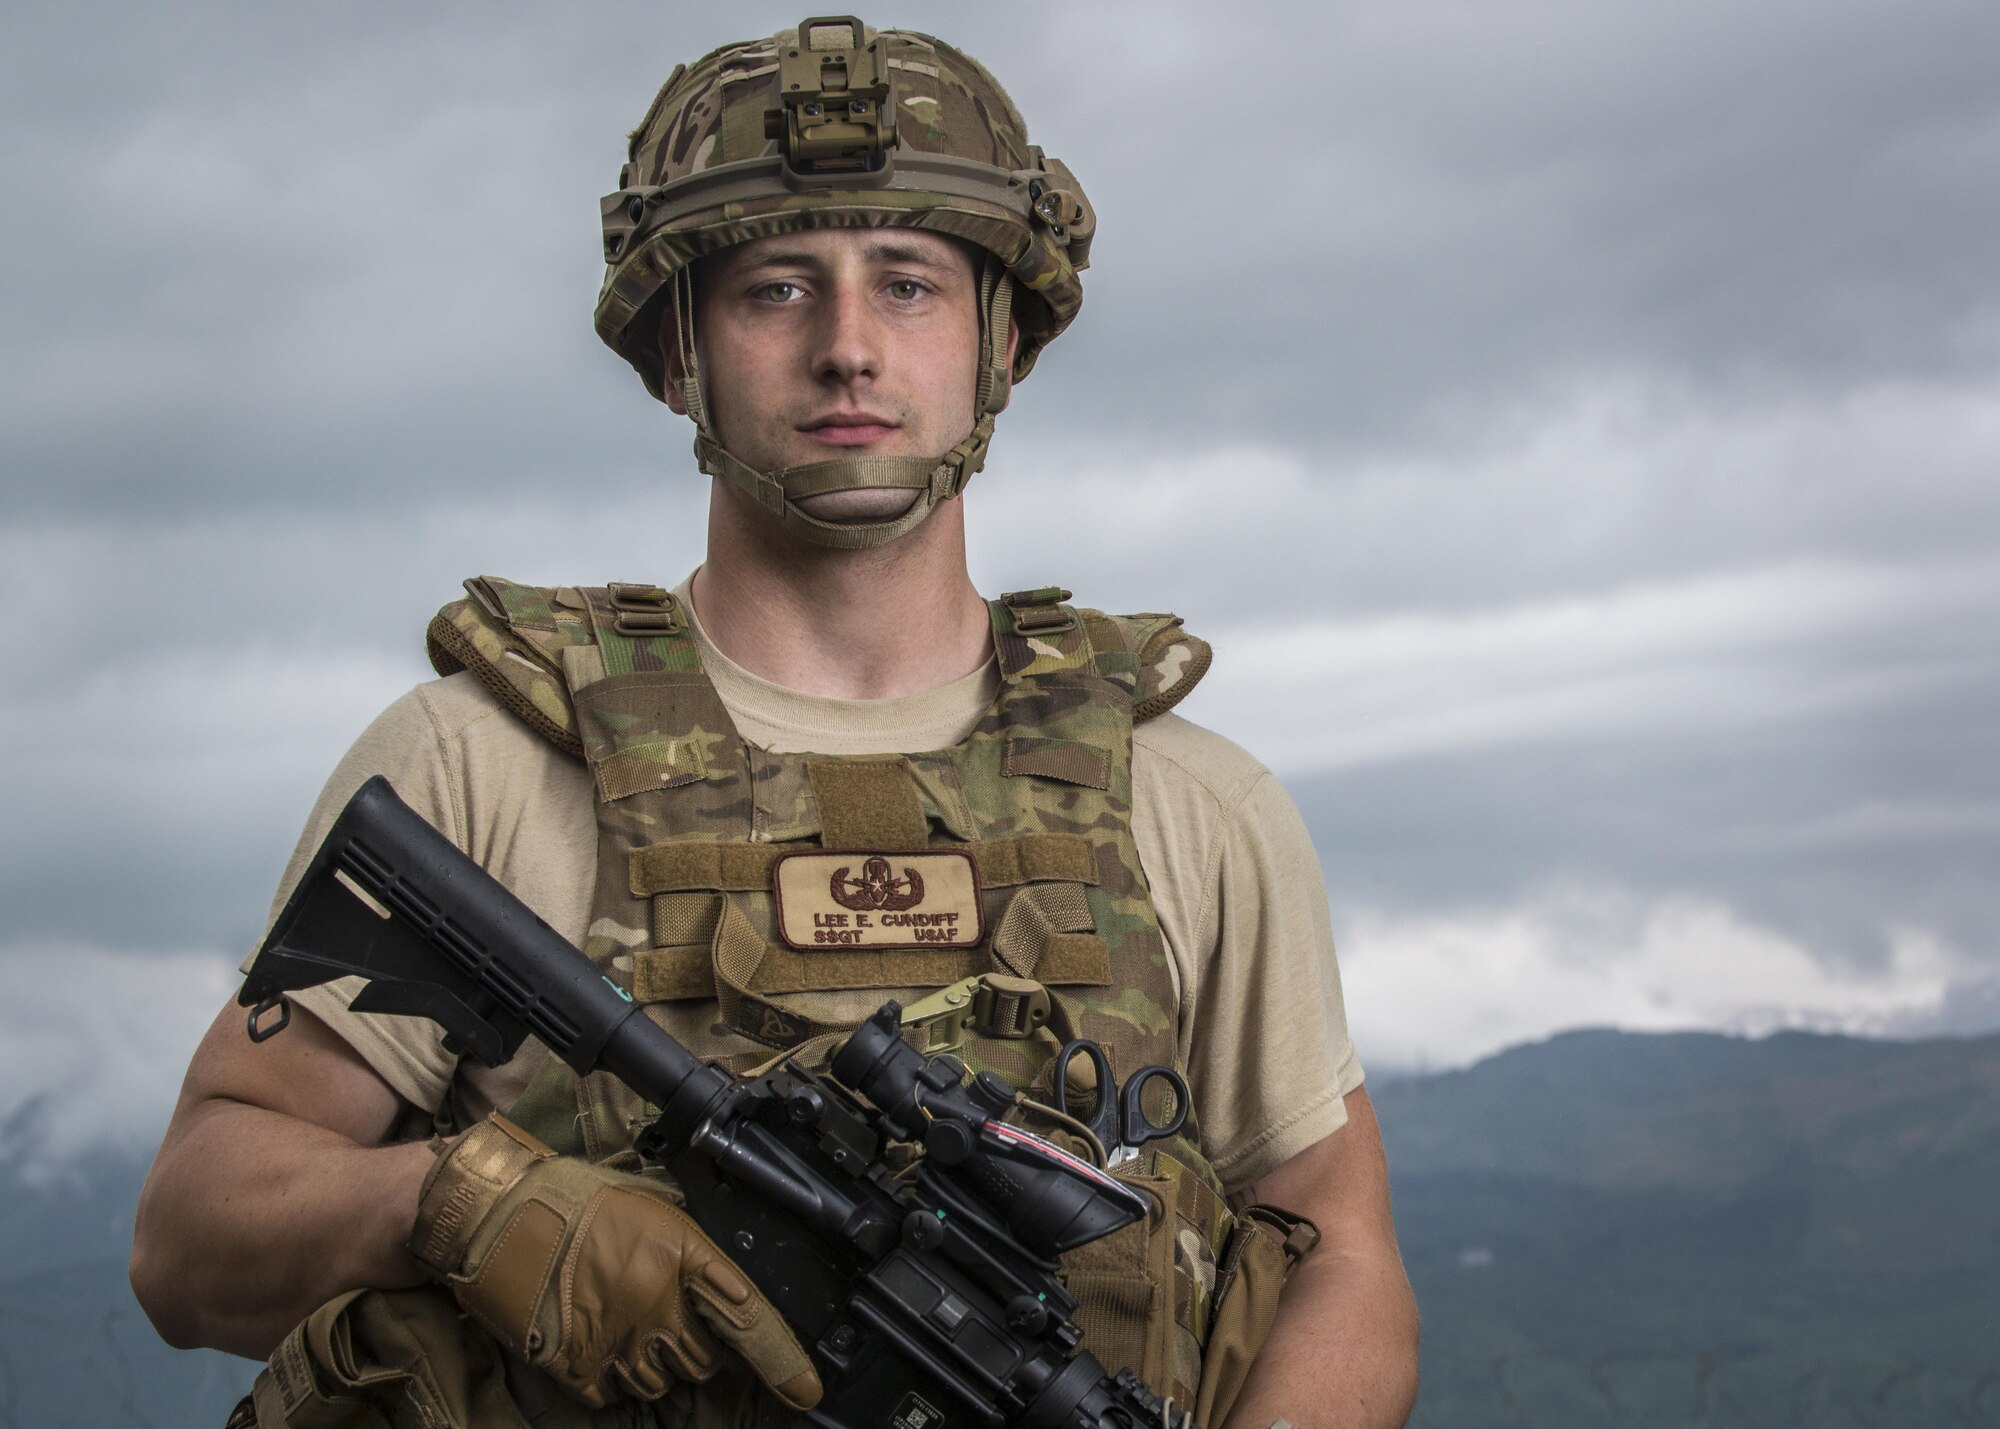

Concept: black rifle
[[238, 776, 1195, 1429]]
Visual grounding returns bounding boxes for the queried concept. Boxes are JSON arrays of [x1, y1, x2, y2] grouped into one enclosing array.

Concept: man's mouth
[[801, 413, 900, 447]]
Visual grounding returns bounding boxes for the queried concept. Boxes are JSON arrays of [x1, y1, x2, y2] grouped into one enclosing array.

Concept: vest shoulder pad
[[426, 576, 596, 757], [1094, 611, 1211, 722]]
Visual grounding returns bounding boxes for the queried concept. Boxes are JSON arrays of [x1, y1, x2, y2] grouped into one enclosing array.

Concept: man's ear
[[659, 302, 689, 416], [994, 316, 1020, 413]]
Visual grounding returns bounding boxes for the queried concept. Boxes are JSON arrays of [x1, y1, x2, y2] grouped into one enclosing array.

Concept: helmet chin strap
[[675, 252, 1014, 552]]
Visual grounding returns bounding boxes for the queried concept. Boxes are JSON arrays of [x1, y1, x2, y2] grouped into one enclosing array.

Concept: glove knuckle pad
[[562, 1184, 724, 1393], [697, 1256, 757, 1310]]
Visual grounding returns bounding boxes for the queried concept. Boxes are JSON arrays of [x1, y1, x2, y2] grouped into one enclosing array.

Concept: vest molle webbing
[[428, 576, 1225, 1408]]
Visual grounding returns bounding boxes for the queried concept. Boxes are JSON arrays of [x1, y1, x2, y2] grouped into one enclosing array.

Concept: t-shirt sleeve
[[1182, 768, 1363, 1192], [1132, 717, 1364, 1192], [239, 685, 470, 1114]]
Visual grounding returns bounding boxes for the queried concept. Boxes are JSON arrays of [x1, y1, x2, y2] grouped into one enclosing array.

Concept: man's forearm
[[1220, 1243, 1420, 1429], [131, 1096, 434, 1358]]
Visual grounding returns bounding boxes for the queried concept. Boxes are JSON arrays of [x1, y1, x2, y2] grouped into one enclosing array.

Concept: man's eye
[[757, 281, 804, 303], [886, 279, 927, 301]]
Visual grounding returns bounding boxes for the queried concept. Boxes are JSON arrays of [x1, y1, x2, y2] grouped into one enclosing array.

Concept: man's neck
[[691, 482, 994, 700]]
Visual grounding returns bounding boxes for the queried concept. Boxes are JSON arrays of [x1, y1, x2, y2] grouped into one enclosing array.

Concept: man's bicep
[[174, 997, 414, 1148], [1235, 1087, 1398, 1253]]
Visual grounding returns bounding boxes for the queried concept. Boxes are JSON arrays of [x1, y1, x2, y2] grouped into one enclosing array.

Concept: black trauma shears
[[1049, 1038, 1191, 1168]]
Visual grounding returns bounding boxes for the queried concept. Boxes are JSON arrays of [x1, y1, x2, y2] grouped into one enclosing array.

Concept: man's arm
[[130, 999, 436, 1357], [1221, 1087, 1420, 1429]]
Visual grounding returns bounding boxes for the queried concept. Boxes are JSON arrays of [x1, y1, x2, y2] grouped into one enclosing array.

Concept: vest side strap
[[1002, 736, 1113, 790], [595, 737, 707, 802], [651, 891, 723, 947], [710, 895, 887, 1048], [629, 935, 1112, 1005], [632, 947, 715, 1002], [970, 833, 1100, 887], [631, 843, 780, 896]]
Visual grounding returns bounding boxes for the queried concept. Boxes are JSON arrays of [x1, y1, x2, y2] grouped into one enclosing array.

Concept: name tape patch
[[772, 849, 984, 950]]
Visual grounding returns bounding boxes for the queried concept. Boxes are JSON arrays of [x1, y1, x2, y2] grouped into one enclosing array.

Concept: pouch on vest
[[1049, 1147, 1238, 1412], [249, 1286, 521, 1429], [1192, 1204, 1323, 1427], [246, 1285, 722, 1429]]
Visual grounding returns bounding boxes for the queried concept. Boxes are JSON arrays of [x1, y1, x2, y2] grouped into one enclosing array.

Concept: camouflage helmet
[[594, 17, 1095, 550]]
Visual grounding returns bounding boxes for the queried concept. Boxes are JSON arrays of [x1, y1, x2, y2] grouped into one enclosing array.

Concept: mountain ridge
[[1374, 1027, 2000, 1425]]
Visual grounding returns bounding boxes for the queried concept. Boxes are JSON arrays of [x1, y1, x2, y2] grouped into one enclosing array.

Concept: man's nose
[[811, 280, 882, 385]]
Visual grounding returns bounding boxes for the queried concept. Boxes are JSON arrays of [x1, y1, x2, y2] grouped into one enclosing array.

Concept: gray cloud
[[1293, 690, 2000, 969], [1062, 0, 2000, 446]]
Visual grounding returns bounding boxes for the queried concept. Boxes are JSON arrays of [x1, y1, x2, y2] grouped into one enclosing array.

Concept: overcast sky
[[4, 0, 1997, 1166]]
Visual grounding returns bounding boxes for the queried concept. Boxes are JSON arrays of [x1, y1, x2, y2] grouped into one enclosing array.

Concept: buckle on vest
[[1243, 1205, 1324, 1268], [973, 973, 1051, 1038], [899, 976, 981, 1052], [1001, 587, 1075, 637], [899, 973, 1053, 1051], [1284, 1220, 1324, 1263], [607, 582, 685, 637]]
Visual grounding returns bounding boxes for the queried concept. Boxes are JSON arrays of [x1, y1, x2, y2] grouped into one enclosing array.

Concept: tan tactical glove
[[407, 1114, 822, 1412]]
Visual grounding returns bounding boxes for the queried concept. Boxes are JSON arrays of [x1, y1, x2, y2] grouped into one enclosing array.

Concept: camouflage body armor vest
[[427, 578, 1234, 1410]]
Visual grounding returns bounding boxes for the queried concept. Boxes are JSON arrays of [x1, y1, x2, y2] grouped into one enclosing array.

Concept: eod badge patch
[[772, 850, 984, 950]]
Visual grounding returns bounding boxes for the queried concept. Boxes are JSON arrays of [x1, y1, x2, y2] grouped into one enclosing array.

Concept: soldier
[[132, 19, 1419, 1429]]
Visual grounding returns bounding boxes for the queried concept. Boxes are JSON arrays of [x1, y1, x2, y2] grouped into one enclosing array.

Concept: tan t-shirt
[[261, 586, 1362, 1192]]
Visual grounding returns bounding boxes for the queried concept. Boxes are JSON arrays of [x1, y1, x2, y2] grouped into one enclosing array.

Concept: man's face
[[677, 228, 984, 523]]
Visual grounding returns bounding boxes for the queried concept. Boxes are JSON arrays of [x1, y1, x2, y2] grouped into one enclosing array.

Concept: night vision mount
[[766, 16, 897, 175]]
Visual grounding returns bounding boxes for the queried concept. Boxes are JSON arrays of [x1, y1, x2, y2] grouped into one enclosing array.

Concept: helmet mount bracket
[[765, 17, 897, 177]]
